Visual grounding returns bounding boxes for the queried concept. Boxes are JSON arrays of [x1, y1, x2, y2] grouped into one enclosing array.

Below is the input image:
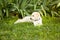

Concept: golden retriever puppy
[[14, 12, 42, 26]]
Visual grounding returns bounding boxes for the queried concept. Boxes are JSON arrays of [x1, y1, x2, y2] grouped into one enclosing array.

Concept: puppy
[[14, 12, 42, 26], [30, 12, 42, 26]]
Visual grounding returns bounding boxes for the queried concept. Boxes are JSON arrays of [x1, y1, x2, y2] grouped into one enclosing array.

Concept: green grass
[[0, 17, 60, 40]]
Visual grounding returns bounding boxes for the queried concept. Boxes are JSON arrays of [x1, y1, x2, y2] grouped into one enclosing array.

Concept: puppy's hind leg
[[14, 19, 24, 24]]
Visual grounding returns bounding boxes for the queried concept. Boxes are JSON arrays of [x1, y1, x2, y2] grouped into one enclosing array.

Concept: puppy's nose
[[30, 18, 32, 20]]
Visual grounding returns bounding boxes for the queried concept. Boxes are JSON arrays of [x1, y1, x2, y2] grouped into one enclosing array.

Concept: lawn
[[0, 17, 60, 40]]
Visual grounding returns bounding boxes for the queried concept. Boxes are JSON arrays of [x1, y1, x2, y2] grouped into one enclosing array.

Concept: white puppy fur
[[14, 12, 42, 26]]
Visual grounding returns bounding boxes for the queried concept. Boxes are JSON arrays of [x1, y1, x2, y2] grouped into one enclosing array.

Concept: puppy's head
[[30, 12, 41, 21]]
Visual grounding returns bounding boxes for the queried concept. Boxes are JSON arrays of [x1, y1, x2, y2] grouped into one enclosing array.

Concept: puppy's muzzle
[[30, 17, 40, 21]]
